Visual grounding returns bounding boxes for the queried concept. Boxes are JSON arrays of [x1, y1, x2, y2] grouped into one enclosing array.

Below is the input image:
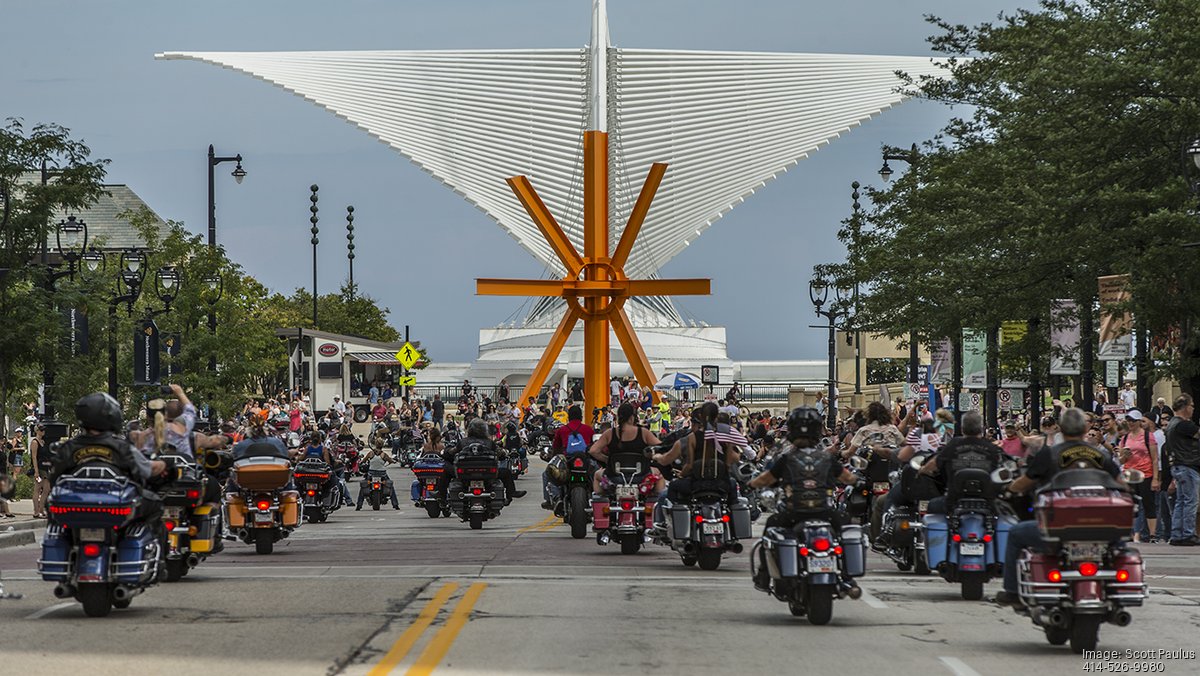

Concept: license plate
[[808, 556, 837, 573], [873, 482, 891, 493], [254, 512, 273, 524], [164, 507, 182, 519], [918, 500, 929, 513], [616, 486, 637, 499], [470, 481, 484, 489], [702, 522, 724, 534], [80, 528, 106, 542], [1067, 543, 1107, 561], [960, 542, 985, 556]]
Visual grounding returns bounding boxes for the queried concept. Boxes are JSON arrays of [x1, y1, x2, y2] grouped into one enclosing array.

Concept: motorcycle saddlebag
[[840, 524, 867, 578], [1110, 549, 1146, 605], [114, 523, 157, 584], [280, 491, 301, 527], [592, 498, 611, 531], [189, 504, 217, 554], [39, 524, 71, 581], [994, 513, 1017, 563], [47, 478, 140, 529], [730, 502, 753, 540], [670, 504, 691, 541], [643, 499, 656, 531], [232, 458, 292, 491], [923, 513, 950, 570], [409, 479, 423, 503], [1035, 486, 1134, 542], [225, 494, 247, 529], [762, 527, 799, 579]]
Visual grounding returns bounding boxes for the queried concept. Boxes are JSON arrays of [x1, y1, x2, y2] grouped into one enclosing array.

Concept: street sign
[[398, 376, 416, 387], [1104, 361, 1120, 388], [701, 365, 719, 385], [396, 342, 423, 369]]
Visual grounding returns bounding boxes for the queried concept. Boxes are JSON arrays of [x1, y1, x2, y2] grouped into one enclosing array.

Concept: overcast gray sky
[[2, 0, 1032, 362]]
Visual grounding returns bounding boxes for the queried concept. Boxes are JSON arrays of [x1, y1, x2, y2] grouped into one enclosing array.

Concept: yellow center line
[[405, 583, 488, 676], [367, 583, 459, 676], [534, 518, 565, 533], [516, 514, 558, 534]]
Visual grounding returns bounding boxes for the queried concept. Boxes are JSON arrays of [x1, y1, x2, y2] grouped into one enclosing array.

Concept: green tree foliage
[[822, 0, 1200, 392]]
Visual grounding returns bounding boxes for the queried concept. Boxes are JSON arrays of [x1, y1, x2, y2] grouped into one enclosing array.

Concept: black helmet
[[786, 406, 824, 444], [505, 422, 518, 434], [75, 392, 123, 433]]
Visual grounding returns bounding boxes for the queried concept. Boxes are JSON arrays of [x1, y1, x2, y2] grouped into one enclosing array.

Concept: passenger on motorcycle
[[542, 406, 595, 509], [652, 402, 740, 506], [749, 407, 859, 589], [918, 412, 1005, 514], [994, 407, 1124, 606], [437, 420, 525, 504], [841, 401, 904, 461], [872, 415, 942, 542], [356, 445, 401, 510], [590, 403, 665, 498]]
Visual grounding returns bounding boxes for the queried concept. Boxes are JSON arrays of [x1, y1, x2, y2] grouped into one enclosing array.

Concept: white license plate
[[1067, 543, 1106, 561], [254, 512, 273, 524], [164, 507, 182, 519], [470, 481, 484, 490], [873, 482, 891, 493], [702, 522, 724, 535], [918, 500, 929, 513], [960, 542, 985, 556], [616, 486, 637, 499], [80, 528, 106, 542], [808, 556, 837, 573]]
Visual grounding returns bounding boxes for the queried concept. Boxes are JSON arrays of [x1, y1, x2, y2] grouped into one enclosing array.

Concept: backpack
[[566, 425, 588, 455]]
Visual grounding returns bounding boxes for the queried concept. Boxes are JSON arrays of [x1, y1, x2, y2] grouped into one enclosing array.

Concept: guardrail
[[401, 382, 803, 406]]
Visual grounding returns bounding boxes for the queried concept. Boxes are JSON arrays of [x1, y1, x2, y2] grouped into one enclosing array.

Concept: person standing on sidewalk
[[1164, 395, 1200, 546], [30, 424, 51, 519]]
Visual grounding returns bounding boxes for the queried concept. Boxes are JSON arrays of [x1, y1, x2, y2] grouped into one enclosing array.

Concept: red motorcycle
[[1013, 467, 1147, 654]]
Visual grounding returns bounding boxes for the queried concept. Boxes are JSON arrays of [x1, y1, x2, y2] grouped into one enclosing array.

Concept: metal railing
[[401, 382, 804, 406]]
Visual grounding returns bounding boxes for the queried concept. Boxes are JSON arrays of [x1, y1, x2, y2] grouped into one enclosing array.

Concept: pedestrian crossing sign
[[396, 342, 422, 369]]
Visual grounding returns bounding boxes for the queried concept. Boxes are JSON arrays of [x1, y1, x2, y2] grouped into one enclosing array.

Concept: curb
[[2, 519, 47, 533], [0, 529, 36, 549]]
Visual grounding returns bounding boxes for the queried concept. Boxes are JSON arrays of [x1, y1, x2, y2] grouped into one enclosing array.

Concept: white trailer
[[278, 328, 408, 422]]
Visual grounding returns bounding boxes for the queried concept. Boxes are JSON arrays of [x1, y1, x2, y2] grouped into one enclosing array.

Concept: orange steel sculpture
[[477, 131, 711, 417]]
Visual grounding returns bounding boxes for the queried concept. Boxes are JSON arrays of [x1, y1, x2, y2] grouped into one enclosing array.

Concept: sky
[[1, 0, 1034, 363]]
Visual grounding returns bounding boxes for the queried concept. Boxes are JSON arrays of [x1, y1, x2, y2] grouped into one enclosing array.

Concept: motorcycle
[[225, 455, 301, 555], [653, 489, 753, 570], [446, 446, 506, 529], [922, 460, 1015, 600], [39, 464, 163, 617], [332, 441, 361, 476], [1013, 467, 1147, 653], [547, 452, 594, 539], [751, 515, 866, 624], [591, 451, 656, 555], [410, 453, 451, 518], [361, 468, 394, 511], [294, 458, 342, 523], [876, 449, 939, 575], [159, 454, 220, 581]]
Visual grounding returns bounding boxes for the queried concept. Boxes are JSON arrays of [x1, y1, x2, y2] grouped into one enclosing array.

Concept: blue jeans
[[1003, 520, 1045, 594], [542, 470, 561, 502], [1156, 490, 1174, 540], [1170, 465, 1199, 541]]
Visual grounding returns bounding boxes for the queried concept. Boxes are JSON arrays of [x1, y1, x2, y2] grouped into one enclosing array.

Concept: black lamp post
[[40, 216, 92, 419], [879, 144, 922, 388], [346, 205, 355, 299], [207, 145, 245, 370], [309, 185, 320, 327], [810, 277, 850, 429], [153, 266, 182, 314], [108, 249, 147, 397]]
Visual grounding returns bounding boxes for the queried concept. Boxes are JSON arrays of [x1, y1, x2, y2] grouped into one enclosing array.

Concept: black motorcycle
[[361, 469, 393, 511], [548, 452, 594, 539], [877, 450, 940, 574], [752, 516, 866, 624], [655, 489, 753, 570], [294, 458, 342, 523], [447, 447, 506, 529]]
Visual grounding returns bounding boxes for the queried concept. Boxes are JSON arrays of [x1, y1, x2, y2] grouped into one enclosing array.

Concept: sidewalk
[[0, 495, 47, 549]]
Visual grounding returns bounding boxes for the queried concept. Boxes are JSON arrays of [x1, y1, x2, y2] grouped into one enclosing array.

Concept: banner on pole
[[162, 333, 182, 378], [1098, 274, 1132, 360], [63, 306, 89, 357], [929, 339, 951, 384], [1000, 320, 1029, 389], [1050, 299, 1081, 376], [133, 319, 161, 386], [962, 329, 988, 389]]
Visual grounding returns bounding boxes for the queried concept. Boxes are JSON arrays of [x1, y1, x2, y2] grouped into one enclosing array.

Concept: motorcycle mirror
[[848, 455, 868, 471], [1121, 468, 1146, 484], [991, 467, 1013, 484], [908, 455, 927, 471]]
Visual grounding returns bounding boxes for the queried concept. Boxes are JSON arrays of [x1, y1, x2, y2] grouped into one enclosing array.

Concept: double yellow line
[[368, 582, 487, 676], [516, 513, 563, 534]]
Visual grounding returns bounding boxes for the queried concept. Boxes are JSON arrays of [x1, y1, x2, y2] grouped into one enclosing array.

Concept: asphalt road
[[3, 464, 1200, 676]]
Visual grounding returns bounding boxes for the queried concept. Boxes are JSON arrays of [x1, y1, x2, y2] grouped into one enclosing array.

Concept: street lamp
[[310, 185, 320, 327], [207, 145, 245, 371], [879, 143, 918, 183], [81, 247, 106, 274], [346, 205, 355, 299], [878, 145, 922, 385], [55, 216, 88, 274], [108, 249, 148, 397], [154, 266, 182, 311], [1187, 138, 1200, 171], [809, 276, 843, 429]]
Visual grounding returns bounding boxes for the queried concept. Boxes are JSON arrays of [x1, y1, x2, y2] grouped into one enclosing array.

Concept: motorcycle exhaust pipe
[[598, 532, 611, 546], [681, 542, 697, 555], [111, 585, 144, 602], [1047, 609, 1068, 628], [845, 583, 863, 600], [729, 542, 744, 554], [53, 583, 76, 599], [186, 553, 201, 569], [1111, 610, 1132, 627]]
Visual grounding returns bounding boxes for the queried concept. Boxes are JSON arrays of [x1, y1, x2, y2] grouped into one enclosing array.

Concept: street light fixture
[[154, 266, 182, 310], [809, 275, 842, 429], [55, 216, 88, 272], [81, 248, 106, 274], [808, 277, 829, 309], [108, 250, 148, 397], [231, 160, 247, 184], [202, 272, 224, 302], [879, 143, 919, 183], [1187, 138, 1200, 171]]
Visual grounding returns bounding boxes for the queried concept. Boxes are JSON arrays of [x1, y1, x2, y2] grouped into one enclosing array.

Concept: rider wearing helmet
[[51, 393, 168, 484]]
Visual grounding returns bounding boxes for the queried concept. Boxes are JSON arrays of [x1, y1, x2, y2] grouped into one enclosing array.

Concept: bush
[[14, 473, 33, 500]]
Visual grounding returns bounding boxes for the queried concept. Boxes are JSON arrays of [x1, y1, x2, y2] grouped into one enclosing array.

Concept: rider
[[590, 403, 665, 498], [994, 407, 1124, 606], [356, 444, 401, 510], [918, 411, 1004, 513], [652, 402, 739, 506], [748, 407, 859, 591], [453, 419, 524, 503], [542, 405, 596, 510]]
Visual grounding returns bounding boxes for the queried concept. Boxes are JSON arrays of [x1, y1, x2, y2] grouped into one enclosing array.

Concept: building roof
[[52, 184, 171, 251]]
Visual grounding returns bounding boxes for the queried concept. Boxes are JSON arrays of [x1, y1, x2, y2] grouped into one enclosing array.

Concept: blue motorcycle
[[38, 465, 162, 617], [410, 453, 450, 518], [922, 466, 1015, 600]]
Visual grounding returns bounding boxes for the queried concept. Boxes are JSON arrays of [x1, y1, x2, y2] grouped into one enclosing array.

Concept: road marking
[[367, 583, 459, 676], [406, 582, 487, 676], [533, 518, 564, 533], [27, 601, 74, 620], [859, 583, 888, 609], [938, 656, 982, 676], [516, 514, 558, 535]]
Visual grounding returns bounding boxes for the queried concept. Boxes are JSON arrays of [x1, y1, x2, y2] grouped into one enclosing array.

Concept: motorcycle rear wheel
[[164, 558, 187, 582], [681, 555, 698, 567], [960, 572, 985, 601], [425, 503, 442, 518], [1044, 626, 1070, 646], [620, 537, 641, 555], [371, 493, 382, 511], [469, 513, 484, 530], [1069, 616, 1101, 654], [78, 584, 112, 618], [697, 549, 722, 571], [254, 529, 274, 555], [806, 586, 834, 626], [568, 487, 588, 539]]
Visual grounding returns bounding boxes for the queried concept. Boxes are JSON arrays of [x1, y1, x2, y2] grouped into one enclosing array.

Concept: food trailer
[[277, 328, 409, 422]]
